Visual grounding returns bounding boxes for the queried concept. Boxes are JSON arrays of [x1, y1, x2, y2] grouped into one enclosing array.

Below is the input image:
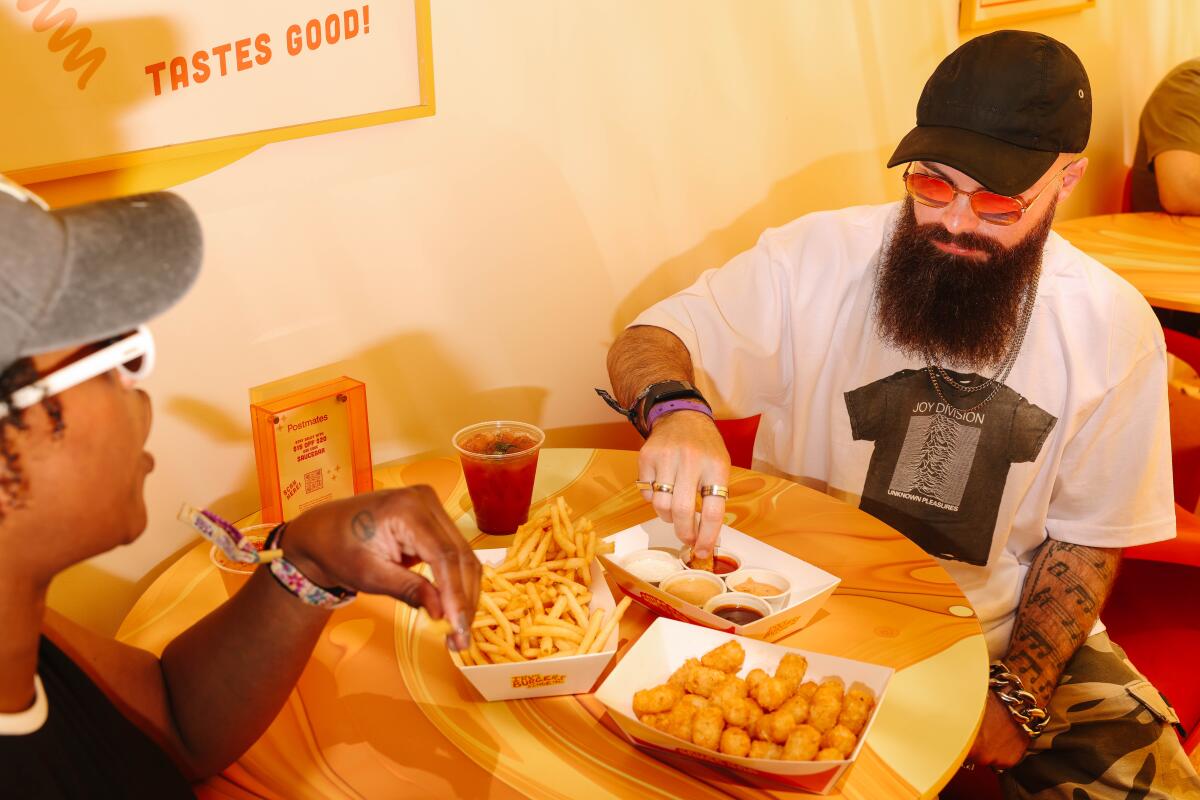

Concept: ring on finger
[[652, 481, 674, 494], [634, 480, 654, 491], [699, 484, 729, 499]]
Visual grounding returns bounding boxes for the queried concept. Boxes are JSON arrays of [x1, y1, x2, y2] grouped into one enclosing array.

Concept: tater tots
[[630, 640, 874, 767], [753, 676, 793, 711], [775, 652, 807, 688], [700, 640, 745, 673], [633, 683, 683, 716], [692, 705, 725, 750], [685, 664, 732, 697], [783, 725, 820, 761], [719, 726, 751, 757], [821, 724, 858, 757]]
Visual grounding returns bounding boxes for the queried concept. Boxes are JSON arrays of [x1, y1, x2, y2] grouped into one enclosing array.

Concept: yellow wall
[[41, 0, 1200, 632]]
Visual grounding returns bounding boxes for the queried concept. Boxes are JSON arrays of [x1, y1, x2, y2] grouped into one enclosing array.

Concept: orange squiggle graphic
[[15, 0, 106, 90]]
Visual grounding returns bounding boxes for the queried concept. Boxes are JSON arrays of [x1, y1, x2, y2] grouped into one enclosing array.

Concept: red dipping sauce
[[712, 554, 739, 575], [453, 421, 545, 534]]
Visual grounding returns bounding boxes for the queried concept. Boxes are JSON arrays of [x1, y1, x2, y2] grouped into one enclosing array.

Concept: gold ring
[[634, 480, 654, 491], [652, 482, 674, 494], [700, 484, 730, 499]]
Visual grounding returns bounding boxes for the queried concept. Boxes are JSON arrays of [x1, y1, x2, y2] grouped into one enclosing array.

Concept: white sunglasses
[[0, 327, 155, 419]]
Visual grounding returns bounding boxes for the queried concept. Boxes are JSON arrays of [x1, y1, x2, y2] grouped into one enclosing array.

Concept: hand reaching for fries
[[281, 487, 482, 651], [461, 497, 632, 665]]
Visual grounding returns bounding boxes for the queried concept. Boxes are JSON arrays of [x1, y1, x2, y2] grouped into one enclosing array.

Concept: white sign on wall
[[0, 0, 432, 181]]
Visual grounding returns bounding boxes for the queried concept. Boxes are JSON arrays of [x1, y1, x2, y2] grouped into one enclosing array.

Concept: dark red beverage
[[453, 421, 545, 534]]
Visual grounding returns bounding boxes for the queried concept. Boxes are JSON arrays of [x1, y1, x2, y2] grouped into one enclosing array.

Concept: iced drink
[[208, 524, 275, 596], [210, 537, 263, 595], [453, 421, 545, 534]]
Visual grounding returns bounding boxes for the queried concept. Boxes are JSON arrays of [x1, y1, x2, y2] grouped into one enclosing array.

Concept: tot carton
[[447, 545, 620, 701], [594, 618, 893, 794], [599, 519, 839, 642]]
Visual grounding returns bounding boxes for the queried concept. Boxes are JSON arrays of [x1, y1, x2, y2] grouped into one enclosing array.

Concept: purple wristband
[[646, 398, 714, 430]]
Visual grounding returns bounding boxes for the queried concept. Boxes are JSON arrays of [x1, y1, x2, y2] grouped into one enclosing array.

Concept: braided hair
[[0, 357, 65, 513]]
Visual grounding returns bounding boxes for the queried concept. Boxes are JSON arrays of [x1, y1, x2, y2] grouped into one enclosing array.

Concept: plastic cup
[[724, 567, 792, 611], [208, 524, 274, 596], [702, 591, 772, 625], [452, 421, 545, 534]]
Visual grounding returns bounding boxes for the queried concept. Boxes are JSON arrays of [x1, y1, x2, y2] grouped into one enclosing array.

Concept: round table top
[[117, 448, 987, 800], [1054, 212, 1200, 314]]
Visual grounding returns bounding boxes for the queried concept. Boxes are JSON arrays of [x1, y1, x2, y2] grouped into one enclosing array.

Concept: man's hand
[[282, 487, 481, 651], [968, 693, 1033, 771], [638, 410, 731, 559]]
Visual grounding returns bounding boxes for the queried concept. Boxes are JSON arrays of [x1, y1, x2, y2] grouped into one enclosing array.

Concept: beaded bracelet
[[265, 523, 357, 610]]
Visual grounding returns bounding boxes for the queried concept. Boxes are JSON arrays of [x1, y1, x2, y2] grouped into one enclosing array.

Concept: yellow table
[[117, 449, 987, 799], [1055, 212, 1200, 314]]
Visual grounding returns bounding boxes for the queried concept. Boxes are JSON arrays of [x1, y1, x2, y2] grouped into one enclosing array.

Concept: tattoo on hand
[[351, 511, 377, 543]]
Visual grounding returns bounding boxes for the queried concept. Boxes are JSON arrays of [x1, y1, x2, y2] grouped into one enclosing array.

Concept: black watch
[[594, 380, 709, 438]]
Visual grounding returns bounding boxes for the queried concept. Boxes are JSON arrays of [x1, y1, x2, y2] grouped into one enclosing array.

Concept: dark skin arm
[[29, 486, 479, 780], [968, 539, 1120, 769], [607, 325, 730, 558], [1154, 150, 1200, 215]]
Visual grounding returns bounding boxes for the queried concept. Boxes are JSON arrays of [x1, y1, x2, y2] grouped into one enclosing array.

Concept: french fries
[[463, 497, 628, 665]]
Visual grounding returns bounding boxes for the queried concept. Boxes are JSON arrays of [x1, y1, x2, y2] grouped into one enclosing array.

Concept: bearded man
[[602, 31, 1200, 799]]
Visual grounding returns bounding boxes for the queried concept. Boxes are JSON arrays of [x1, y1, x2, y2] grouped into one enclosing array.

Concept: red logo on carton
[[763, 612, 803, 640], [633, 590, 692, 622], [511, 673, 566, 689]]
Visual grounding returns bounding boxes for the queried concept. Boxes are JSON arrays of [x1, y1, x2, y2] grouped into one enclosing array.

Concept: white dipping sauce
[[625, 557, 680, 584]]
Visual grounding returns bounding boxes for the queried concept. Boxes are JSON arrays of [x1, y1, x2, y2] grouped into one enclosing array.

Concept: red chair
[[1121, 166, 1134, 212], [1104, 504, 1200, 755], [1165, 329, 1200, 512], [1102, 329, 1200, 756], [712, 414, 761, 470], [945, 334, 1200, 796], [553, 414, 761, 470]]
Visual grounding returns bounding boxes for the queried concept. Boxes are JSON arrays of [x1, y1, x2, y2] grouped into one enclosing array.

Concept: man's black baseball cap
[[888, 30, 1091, 196]]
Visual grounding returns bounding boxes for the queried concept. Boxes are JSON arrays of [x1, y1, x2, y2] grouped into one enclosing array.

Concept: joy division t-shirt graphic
[[845, 369, 1056, 566]]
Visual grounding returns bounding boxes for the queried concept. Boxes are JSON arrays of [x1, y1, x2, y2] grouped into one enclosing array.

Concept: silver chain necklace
[[924, 276, 1038, 415]]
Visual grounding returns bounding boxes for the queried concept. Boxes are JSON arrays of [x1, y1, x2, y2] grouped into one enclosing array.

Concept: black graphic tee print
[[845, 369, 1056, 566]]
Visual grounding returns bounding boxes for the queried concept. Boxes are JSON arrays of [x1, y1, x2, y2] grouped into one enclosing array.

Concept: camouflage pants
[[1002, 632, 1200, 800]]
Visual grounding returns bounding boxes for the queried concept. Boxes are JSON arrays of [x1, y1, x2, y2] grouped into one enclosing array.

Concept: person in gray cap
[[603, 31, 1200, 798], [0, 177, 480, 796]]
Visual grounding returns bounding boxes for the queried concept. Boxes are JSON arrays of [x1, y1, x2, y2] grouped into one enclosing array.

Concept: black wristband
[[595, 381, 709, 438]]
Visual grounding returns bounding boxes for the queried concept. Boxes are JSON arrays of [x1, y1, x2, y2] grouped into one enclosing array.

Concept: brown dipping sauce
[[711, 603, 765, 625], [712, 554, 738, 575]]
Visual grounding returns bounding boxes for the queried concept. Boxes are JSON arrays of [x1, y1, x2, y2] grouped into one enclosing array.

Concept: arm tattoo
[[1006, 540, 1120, 706], [351, 511, 377, 543], [606, 325, 695, 409]]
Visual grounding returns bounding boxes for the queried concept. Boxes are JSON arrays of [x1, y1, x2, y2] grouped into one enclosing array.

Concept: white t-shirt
[[633, 201, 1176, 659]]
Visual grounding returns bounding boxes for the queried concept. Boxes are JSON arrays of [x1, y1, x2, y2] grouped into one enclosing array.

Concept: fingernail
[[454, 612, 472, 647]]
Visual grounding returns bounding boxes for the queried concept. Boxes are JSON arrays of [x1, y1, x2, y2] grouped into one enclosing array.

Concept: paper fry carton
[[447, 546, 619, 700], [599, 519, 839, 641], [594, 618, 893, 794]]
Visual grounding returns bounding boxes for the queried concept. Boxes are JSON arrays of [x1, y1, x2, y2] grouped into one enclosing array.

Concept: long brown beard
[[873, 195, 1056, 371]]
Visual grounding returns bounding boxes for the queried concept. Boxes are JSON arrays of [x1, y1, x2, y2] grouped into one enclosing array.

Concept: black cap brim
[[20, 192, 202, 357], [887, 125, 1059, 196]]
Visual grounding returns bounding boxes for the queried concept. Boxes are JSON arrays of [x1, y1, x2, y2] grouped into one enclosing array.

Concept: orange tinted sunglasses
[[902, 162, 1074, 226]]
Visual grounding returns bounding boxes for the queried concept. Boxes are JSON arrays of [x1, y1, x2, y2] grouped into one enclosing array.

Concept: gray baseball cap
[[0, 175, 202, 374]]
